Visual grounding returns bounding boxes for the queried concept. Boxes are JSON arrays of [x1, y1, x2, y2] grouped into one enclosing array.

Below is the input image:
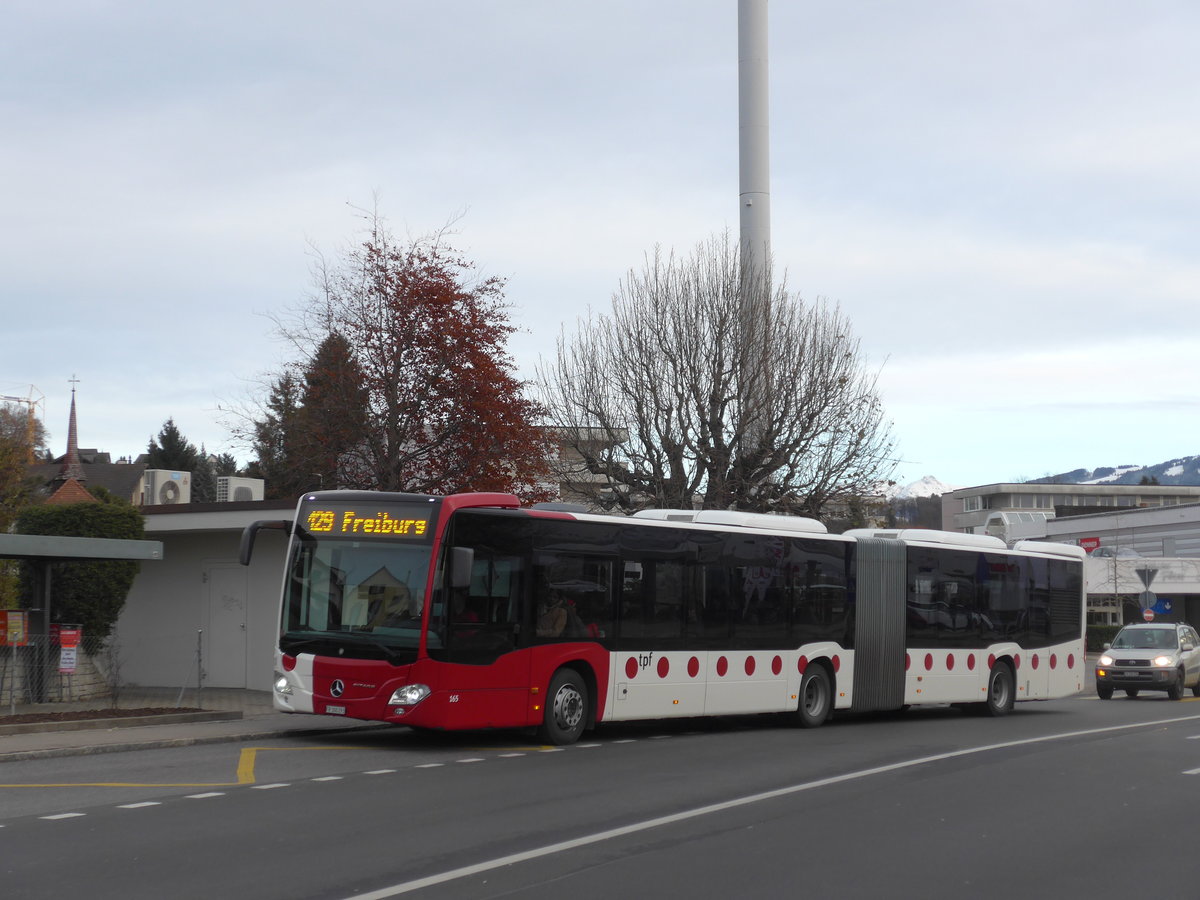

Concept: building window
[[963, 496, 982, 512]]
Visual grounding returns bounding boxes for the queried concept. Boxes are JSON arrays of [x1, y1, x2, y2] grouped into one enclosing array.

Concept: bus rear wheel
[[797, 665, 831, 728], [983, 662, 1014, 717], [538, 669, 588, 745]]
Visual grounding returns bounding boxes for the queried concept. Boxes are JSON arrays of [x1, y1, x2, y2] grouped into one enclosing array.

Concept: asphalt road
[[4, 692, 1200, 899]]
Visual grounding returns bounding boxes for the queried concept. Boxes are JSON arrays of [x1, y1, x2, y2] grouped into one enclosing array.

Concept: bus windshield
[[281, 497, 440, 664]]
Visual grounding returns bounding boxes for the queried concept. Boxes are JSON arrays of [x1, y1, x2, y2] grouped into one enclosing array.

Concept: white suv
[[1096, 623, 1200, 700]]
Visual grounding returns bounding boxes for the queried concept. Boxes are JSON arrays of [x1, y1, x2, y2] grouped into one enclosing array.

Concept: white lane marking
[[344, 713, 1200, 899], [313, 776, 344, 782], [40, 813, 85, 820], [117, 802, 161, 809], [364, 769, 396, 775], [612, 739, 637, 744], [186, 792, 225, 799], [1183, 767, 1200, 775], [499, 753, 526, 758], [538, 748, 564, 753], [251, 783, 289, 790], [415, 763, 443, 769], [457, 758, 484, 764], [576, 744, 602, 749]]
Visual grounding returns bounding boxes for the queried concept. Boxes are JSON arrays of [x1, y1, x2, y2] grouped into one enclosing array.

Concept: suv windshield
[[1111, 628, 1178, 651]]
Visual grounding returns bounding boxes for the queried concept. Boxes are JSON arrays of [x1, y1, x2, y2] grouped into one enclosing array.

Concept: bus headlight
[[274, 674, 293, 695], [388, 684, 431, 707]]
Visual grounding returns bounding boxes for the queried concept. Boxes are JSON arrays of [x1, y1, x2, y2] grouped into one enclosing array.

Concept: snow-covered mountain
[[1029, 455, 1200, 486], [883, 475, 963, 500]]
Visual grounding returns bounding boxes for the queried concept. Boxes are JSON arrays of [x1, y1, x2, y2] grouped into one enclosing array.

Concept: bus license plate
[[325, 704, 346, 715]]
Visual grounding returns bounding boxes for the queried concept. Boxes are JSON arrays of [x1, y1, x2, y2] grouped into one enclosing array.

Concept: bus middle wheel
[[797, 665, 831, 728]]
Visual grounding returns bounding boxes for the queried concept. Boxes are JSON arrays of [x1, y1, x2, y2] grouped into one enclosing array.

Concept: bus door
[[431, 544, 532, 726], [614, 557, 703, 719]]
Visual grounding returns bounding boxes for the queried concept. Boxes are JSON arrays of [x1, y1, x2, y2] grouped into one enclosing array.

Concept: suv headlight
[[1098, 654, 1114, 666], [388, 684, 431, 706], [1153, 656, 1174, 667]]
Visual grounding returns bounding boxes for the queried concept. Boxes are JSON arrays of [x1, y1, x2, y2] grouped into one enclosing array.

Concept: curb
[[0, 710, 242, 737], [0, 722, 392, 764]]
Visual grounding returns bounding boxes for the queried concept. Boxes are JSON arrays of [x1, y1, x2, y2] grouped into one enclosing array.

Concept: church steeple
[[58, 376, 85, 484]]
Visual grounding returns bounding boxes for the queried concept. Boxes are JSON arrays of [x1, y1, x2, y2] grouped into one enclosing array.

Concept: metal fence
[[0, 633, 113, 711]]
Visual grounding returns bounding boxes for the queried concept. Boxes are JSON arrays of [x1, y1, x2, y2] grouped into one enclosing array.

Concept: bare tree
[[538, 233, 896, 516]]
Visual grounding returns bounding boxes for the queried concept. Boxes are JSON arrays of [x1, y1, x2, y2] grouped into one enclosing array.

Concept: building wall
[[114, 528, 289, 690], [942, 484, 1200, 533], [1046, 503, 1200, 559]]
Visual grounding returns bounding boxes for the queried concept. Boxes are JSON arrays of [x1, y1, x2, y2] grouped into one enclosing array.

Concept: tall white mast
[[738, 0, 771, 496], [739, 0, 770, 279]]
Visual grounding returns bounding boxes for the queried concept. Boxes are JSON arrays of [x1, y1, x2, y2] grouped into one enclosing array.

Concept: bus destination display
[[304, 505, 430, 539]]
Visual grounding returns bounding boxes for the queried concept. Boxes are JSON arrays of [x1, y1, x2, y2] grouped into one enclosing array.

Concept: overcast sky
[[4, 1, 1197, 490]]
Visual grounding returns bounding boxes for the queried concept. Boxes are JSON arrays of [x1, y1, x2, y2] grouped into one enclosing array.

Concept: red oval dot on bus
[[745, 656, 756, 676], [832, 655, 841, 673], [946, 653, 955, 671], [772, 655, 782, 675], [924, 653, 933, 671], [987, 653, 996, 669], [625, 657, 638, 679], [1014, 654, 1021, 669], [716, 656, 729, 677], [1031, 654, 1039, 670], [797, 655, 808, 674], [281, 654, 297, 672], [1050, 654, 1057, 670], [1068, 653, 1075, 668], [688, 656, 700, 678], [967, 654, 976, 671], [657, 657, 670, 678], [905, 653, 911, 671]]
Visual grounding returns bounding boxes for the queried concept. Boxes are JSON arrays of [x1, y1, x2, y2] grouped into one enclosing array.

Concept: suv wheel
[[1168, 671, 1184, 701]]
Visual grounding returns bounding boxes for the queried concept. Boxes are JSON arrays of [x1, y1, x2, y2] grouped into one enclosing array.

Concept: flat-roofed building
[[942, 483, 1200, 534]]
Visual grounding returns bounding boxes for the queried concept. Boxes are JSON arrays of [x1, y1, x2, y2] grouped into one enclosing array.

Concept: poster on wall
[[1, 610, 29, 647], [58, 625, 83, 673]]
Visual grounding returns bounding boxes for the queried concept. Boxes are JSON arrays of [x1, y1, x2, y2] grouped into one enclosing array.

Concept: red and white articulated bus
[[240, 490, 1086, 745]]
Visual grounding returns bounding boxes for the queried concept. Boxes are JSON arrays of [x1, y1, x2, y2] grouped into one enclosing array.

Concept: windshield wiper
[[343, 635, 408, 664], [282, 633, 408, 664]]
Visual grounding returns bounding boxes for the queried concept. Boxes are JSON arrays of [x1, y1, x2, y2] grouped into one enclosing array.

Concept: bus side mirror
[[450, 546, 474, 589], [239, 520, 293, 566]]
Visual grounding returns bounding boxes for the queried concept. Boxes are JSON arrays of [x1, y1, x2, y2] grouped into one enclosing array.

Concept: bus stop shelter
[[0, 533, 163, 702]]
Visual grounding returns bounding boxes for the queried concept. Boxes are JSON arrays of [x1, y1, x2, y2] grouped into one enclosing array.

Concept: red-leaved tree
[[269, 213, 555, 502]]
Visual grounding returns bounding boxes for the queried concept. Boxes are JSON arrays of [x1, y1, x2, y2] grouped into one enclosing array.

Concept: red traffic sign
[[1143, 609, 1155, 622]]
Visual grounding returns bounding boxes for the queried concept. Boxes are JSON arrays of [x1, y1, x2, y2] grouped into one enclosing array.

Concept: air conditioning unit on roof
[[143, 469, 191, 505], [216, 476, 265, 502]]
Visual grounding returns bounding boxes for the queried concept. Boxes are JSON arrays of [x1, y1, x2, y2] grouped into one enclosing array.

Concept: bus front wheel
[[797, 665, 831, 728], [539, 669, 588, 745]]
